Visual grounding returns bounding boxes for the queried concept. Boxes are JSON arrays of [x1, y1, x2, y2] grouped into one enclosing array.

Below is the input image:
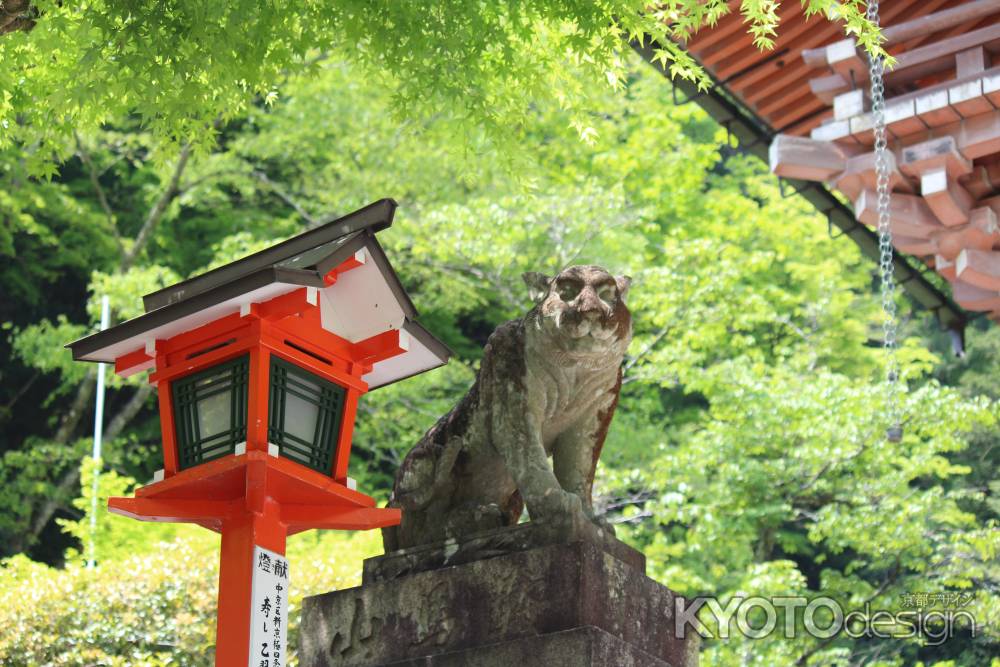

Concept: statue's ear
[[615, 275, 632, 301], [522, 272, 551, 303]]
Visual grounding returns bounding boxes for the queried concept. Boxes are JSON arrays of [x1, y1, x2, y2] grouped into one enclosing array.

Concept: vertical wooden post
[[333, 387, 361, 483], [215, 476, 286, 667], [246, 323, 270, 452], [157, 382, 179, 476], [216, 513, 255, 667]]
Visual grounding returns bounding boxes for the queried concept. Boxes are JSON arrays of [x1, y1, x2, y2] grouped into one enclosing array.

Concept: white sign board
[[249, 545, 289, 667]]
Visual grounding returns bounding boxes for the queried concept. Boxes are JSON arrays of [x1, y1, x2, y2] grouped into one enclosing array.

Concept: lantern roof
[[67, 199, 451, 389]]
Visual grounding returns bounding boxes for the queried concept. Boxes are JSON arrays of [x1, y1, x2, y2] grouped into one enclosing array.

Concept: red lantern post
[[68, 200, 450, 666]]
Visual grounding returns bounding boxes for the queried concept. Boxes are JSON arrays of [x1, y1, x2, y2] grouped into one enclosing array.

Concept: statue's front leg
[[552, 420, 598, 510], [552, 404, 617, 535], [490, 380, 585, 523]]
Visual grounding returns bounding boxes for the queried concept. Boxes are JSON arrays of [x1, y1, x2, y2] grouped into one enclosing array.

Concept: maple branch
[[54, 367, 96, 444], [120, 142, 193, 271], [2, 369, 39, 413], [178, 167, 246, 195], [252, 170, 318, 226], [104, 383, 154, 442]]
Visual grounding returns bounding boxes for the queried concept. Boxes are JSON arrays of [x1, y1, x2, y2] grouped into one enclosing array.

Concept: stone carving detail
[[300, 539, 698, 667], [383, 265, 632, 551]]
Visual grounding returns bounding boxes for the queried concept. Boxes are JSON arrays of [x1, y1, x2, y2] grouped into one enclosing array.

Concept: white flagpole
[[87, 295, 110, 569]]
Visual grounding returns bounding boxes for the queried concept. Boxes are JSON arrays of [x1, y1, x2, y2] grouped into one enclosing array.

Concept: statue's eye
[[597, 285, 616, 303], [558, 282, 581, 301]]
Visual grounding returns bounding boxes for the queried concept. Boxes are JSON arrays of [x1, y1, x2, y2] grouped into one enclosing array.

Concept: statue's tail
[[382, 397, 473, 552], [390, 405, 466, 509], [382, 439, 449, 553], [390, 445, 439, 510]]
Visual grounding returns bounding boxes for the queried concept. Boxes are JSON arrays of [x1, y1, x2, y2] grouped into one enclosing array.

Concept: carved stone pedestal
[[299, 522, 698, 667]]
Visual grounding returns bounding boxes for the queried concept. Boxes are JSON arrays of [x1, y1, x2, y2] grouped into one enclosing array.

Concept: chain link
[[866, 0, 903, 441]]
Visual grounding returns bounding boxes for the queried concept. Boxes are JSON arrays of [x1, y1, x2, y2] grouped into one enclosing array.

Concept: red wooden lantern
[[67, 199, 450, 666]]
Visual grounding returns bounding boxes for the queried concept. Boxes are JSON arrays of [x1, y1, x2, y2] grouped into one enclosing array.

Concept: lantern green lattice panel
[[172, 354, 250, 469], [267, 356, 346, 475]]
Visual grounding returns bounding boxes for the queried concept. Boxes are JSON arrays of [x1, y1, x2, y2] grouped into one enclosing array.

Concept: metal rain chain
[[866, 0, 904, 444]]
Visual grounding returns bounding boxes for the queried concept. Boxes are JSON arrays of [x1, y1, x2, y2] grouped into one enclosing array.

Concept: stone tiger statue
[[383, 265, 632, 551]]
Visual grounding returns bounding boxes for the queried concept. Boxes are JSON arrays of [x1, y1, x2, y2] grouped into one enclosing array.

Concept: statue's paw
[[440, 501, 509, 542], [537, 489, 587, 524]]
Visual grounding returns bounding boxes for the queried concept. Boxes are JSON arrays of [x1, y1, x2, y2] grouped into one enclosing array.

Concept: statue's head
[[523, 265, 632, 360]]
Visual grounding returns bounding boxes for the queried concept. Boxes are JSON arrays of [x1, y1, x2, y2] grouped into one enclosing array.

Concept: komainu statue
[[383, 265, 632, 551]]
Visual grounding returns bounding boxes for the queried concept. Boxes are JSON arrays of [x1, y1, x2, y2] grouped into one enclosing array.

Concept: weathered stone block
[[300, 526, 697, 667], [381, 626, 672, 666]]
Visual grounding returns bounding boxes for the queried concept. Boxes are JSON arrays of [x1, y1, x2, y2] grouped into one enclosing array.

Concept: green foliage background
[[0, 9, 998, 665], [1, 1, 883, 175]]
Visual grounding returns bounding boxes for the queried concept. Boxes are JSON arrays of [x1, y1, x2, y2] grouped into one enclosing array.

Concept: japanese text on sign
[[249, 546, 289, 667]]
